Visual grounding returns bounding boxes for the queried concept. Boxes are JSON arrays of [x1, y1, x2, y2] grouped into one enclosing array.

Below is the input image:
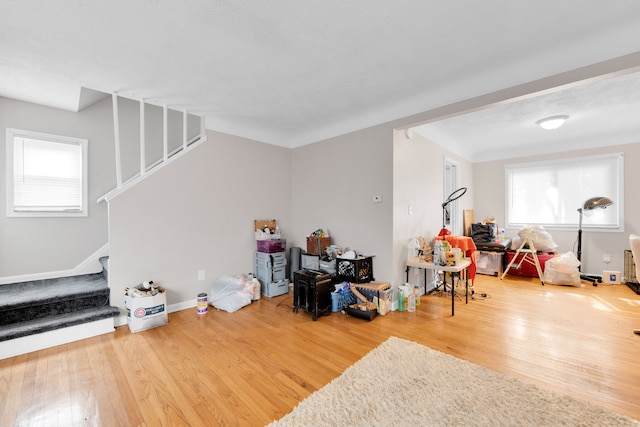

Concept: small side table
[[405, 258, 471, 316]]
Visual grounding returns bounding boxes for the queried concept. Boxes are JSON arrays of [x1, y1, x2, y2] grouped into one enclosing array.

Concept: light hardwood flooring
[[2, 274, 640, 426]]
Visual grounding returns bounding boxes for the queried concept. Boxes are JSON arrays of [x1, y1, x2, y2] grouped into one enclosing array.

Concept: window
[[505, 153, 623, 231], [6, 128, 88, 217]]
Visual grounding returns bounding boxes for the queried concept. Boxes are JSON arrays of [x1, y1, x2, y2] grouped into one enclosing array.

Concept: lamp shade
[[582, 196, 613, 211]]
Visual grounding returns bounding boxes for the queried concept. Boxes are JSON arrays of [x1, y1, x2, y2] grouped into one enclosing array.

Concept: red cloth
[[435, 235, 477, 283]]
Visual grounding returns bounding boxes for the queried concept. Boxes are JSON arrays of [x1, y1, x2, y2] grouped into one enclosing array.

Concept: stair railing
[[97, 94, 207, 204]]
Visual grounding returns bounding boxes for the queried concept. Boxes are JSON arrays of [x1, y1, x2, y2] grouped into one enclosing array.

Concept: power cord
[[472, 289, 490, 300]]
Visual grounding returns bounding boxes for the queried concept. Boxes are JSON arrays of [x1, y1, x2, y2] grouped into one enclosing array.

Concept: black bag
[[472, 223, 497, 243]]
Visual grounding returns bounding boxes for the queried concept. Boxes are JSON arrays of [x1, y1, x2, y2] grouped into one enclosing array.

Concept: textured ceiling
[[413, 69, 640, 162], [2, 1, 640, 161]]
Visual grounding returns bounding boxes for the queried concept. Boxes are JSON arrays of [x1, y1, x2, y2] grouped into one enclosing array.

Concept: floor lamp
[[577, 196, 613, 285]]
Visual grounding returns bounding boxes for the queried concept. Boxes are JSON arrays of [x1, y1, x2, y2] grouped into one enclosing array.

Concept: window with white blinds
[[505, 153, 623, 231], [6, 128, 88, 217]]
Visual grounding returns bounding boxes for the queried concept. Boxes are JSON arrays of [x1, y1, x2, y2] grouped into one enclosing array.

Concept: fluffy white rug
[[268, 336, 639, 426]]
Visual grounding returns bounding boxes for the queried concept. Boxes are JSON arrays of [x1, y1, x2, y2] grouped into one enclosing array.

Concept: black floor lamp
[[577, 196, 613, 285]]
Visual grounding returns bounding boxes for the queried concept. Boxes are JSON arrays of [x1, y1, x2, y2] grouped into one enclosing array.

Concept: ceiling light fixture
[[536, 115, 569, 130]]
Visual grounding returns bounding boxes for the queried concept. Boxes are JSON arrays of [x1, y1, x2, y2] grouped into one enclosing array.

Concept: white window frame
[[6, 128, 88, 218], [505, 153, 623, 232]]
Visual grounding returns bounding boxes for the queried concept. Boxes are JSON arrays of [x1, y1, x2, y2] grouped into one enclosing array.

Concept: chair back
[[630, 234, 640, 280]]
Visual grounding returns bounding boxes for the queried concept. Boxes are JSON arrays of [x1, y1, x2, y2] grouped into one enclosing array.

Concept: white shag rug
[[268, 336, 639, 427]]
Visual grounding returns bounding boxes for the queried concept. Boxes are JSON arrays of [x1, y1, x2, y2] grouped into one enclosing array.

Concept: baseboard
[[0, 318, 115, 360], [0, 243, 109, 285]]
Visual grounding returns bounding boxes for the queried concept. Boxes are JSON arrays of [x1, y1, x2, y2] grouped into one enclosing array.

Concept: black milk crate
[[336, 256, 374, 283], [624, 250, 640, 295]]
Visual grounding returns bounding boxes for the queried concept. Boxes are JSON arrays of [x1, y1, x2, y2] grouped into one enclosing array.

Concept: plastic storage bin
[[505, 251, 555, 277], [262, 279, 289, 297], [476, 251, 503, 276], [257, 239, 286, 253]]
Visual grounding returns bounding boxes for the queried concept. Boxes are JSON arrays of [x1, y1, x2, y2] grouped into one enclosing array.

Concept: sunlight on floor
[[620, 297, 640, 307]]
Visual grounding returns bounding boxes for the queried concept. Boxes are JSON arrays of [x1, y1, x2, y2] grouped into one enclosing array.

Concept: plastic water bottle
[[407, 291, 416, 312], [398, 287, 405, 312], [414, 284, 421, 306]]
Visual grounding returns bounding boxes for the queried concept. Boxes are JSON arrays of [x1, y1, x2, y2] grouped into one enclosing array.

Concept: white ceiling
[[413, 69, 640, 162], [2, 1, 640, 162]]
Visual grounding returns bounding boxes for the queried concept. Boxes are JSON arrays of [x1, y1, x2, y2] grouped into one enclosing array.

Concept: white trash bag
[[517, 225, 558, 252], [543, 252, 582, 286], [210, 275, 253, 313]]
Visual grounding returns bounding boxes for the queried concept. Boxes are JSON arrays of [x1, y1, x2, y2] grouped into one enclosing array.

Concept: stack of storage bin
[[255, 251, 288, 297]]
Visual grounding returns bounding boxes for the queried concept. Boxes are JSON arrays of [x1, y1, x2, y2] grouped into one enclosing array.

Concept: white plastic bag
[[210, 276, 252, 313], [517, 225, 558, 252], [209, 276, 243, 304], [212, 291, 252, 313], [543, 252, 582, 286]]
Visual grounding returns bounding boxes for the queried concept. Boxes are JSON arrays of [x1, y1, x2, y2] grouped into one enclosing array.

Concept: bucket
[[197, 293, 208, 314]]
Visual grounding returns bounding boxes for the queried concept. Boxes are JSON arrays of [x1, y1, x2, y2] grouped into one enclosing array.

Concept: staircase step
[[0, 273, 108, 311], [0, 306, 120, 342]]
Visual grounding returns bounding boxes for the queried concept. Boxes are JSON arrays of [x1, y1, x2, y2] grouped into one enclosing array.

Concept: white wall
[[108, 130, 291, 311], [0, 96, 114, 277], [473, 142, 640, 276], [393, 130, 474, 287]]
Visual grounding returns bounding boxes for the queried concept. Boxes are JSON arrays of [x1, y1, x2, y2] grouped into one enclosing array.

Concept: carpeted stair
[[0, 256, 119, 342]]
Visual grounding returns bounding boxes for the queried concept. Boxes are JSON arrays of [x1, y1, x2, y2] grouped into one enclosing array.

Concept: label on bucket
[[197, 293, 208, 314]]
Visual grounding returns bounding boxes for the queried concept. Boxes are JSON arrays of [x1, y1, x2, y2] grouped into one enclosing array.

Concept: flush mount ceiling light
[[536, 115, 569, 130]]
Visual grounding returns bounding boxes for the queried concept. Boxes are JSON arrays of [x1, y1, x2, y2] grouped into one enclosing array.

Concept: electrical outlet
[[198, 270, 205, 280], [603, 253, 611, 263]]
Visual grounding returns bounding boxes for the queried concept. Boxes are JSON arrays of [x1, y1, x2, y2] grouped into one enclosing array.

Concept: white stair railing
[[97, 94, 207, 204]]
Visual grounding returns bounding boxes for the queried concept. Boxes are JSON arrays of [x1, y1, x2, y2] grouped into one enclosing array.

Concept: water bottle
[[407, 291, 416, 312], [414, 284, 421, 306], [398, 287, 405, 312]]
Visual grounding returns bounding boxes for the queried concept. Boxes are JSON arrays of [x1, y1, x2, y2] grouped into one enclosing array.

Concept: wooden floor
[[2, 274, 640, 426]]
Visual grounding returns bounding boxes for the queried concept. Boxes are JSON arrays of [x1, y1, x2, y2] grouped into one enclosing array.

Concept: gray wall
[[290, 123, 394, 284], [108, 130, 291, 310], [0, 96, 114, 277]]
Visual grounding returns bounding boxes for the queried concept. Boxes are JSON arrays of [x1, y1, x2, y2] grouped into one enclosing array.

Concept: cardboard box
[[124, 290, 168, 333], [354, 281, 391, 315], [306, 236, 331, 255], [255, 219, 277, 234], [603, 270, 621, 285]]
